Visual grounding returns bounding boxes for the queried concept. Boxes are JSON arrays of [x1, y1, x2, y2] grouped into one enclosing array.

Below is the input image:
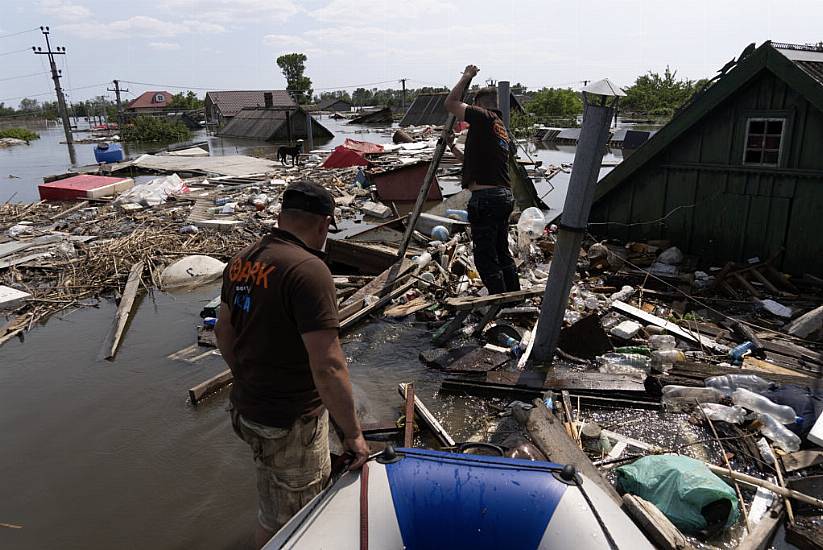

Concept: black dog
[[277, 141, 303, 166]]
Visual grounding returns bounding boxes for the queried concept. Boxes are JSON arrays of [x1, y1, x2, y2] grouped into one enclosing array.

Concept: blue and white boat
[[266, 447, 654, 549]]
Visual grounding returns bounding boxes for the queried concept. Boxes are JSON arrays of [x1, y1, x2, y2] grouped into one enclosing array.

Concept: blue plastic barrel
[[94, 142, 124, 163]]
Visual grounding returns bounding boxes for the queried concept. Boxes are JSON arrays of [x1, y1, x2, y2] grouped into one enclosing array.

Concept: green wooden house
[[590, 42, 823, 275]]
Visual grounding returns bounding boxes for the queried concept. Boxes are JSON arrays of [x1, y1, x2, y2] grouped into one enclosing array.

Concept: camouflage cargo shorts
[[231, 408, 331, 533]]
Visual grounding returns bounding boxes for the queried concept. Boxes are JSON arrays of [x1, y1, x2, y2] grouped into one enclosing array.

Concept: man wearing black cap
[[216, 181, 368, 548]]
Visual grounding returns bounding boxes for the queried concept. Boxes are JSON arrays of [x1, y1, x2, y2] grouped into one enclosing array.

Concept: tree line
[[0, 91, 204, 120]]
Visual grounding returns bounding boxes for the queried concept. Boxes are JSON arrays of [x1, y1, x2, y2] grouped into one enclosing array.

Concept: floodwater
[[1, 116, 621, 548], [0, 282, 494, 549]]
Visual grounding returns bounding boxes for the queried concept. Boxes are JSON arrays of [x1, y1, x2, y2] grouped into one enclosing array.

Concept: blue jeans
[[467, 187, 519, 294]]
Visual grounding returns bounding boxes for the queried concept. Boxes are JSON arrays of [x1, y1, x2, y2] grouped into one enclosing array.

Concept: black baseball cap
[[282, 181, 337, 228]]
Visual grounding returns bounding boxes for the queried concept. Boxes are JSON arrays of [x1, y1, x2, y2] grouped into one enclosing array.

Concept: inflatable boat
[[265, 447, 654, 549]]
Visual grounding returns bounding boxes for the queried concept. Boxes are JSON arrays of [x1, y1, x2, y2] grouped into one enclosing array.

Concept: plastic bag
[[616, 455, 740, 533], [115, 173, 187, 206]]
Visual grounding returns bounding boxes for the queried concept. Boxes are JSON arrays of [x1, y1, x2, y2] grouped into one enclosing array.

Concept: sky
[[0, 0, 821, 108]]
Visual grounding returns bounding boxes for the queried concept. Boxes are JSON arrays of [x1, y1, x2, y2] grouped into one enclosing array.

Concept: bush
[[0, 127, 40, 141], [122, 116, 191, 143]]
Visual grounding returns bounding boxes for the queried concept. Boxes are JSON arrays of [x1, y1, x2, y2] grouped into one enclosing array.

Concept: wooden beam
[[622, 494, 691, 550], [339, 279, 415, 332], [403, 383, 415, 448], [736, 502, 784, 550], [397, 383, 454, 448], [783, 450, 823, 473], [189, 368, 233, 405], [102, 260, 144, 360], [445, 286, 545, 311], [611, 301, 728, 353]]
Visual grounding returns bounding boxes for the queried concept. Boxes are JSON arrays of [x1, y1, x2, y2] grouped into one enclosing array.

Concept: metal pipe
[[531, 97, 615, 363], [498, 80, 510, 129]]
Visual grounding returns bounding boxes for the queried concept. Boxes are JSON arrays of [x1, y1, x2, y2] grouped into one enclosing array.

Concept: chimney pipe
[[263, 92, 273, 108]]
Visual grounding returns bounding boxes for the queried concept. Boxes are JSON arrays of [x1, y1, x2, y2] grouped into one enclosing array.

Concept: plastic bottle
[[609, 285, 635, 303], [446, 209, 469, 222], [214, 197, 231, 206], [431, 225, 450, 242], [613, 346, 651, 356], [661, 385, 723, 402], [757, 413, 801, 452], [732, 388, 798, 424], [650, 349, 686, 366], [705, 374, 771, 396], [597, 352, 651, 371], [179, 224, 199, 234], [729, 341, 755, 365], [497, 334, 524, 358], [700, 403, 746, 424], [756, 437, 776, 464], [516, 207, 547, 239], [649, 335, 676, 350]]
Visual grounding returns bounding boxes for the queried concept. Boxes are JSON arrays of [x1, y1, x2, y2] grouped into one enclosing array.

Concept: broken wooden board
[[189, 368, 233, 405], [326, 238, 400, 275], [101, 260, 144, 360], [340, 258, 414, 311], [743, 356, 812, 378], [484, 370, 647, 393], [443, 346, 510, 373], [784, 451, 823, 473], [611, 300, 728, 353], [445, 286, 545, 311], [0, 285, 31, 310], [786, 516, 823, 550], [664, 362, 814, 388], [622, 494, 692, 550], [736, 502, 784, 550], [397, 383, 454, 448], [340, 279, 415, 332], [383, 296, 432, 318]]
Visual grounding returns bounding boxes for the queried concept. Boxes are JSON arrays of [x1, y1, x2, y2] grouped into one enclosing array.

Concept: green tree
[[621, 66, 708, 117], [19, 98, 39, 111], [526, 88, 583, 124], [170, 91, 204, 110], [276, 53, 313, 104], [121, 116, 191, 143], [0, 102, 14, 117]]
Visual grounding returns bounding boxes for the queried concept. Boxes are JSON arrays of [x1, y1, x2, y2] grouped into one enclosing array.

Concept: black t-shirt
[[461, 106, 511, 189], [220, 228, 339, 428]]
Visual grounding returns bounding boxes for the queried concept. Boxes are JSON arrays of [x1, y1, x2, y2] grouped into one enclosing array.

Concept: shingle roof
[[206, 90, 296, 118], [127, 91, 173, 110]]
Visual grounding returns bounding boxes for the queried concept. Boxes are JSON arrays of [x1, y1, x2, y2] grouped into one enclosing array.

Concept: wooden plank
[[49, 200, 89, 221], [188, 368, 233, 405], [514, 399, 623, 505], [431, 310, 470, 346], [397, 383, 454, 448], [485, 370, 647, 393], [445, 286, 545, 311], [339, 279, 415, 332], [622, 494, 691, 550], [786, 517, 823, 550], [403, 383, 415, 448], [102, 260, 144, 360], [611, 300, 728, 353], [736, 502, 784, 550], [340, 258, 415, 312]]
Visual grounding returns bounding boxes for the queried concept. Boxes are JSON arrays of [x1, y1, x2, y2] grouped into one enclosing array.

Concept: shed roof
[[317, 97, 352, 110], [206, 90, 296, 118], [400, 90, 525, 127], [127, 91, 173, 110], [594, 41, 823, 204], [219, 107, 333, 140]]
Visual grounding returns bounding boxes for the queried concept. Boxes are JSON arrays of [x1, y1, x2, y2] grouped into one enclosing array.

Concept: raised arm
[[444, 64, 479, 122], [302, 329, 369, 469]]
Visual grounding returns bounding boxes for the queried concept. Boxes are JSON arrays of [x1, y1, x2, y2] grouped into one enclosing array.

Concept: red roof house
[[127, 91, 173, 112]]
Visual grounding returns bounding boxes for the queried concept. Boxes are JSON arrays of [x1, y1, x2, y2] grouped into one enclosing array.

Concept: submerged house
[[127, 91, 173, 113], [205, 90, 296, 126], [317, 97, 352, 112], [590, 41, 823, 275], [400, 91, 525, 127], [218, 106, 333, 141]]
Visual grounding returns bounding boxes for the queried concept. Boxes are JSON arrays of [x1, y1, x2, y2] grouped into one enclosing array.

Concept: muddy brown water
[[0, 282, 495, 549]]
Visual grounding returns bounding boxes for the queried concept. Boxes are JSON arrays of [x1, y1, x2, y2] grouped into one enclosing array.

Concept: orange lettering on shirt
[[257, 265, 276, 288], [238, 261, 251, 283], [229, 258, 243, 282], [245, 261, 261, 284]]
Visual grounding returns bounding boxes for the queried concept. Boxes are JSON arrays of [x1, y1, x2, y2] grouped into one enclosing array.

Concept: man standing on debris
[[215, 181, 369, 548], [445, 64, 520, 295]]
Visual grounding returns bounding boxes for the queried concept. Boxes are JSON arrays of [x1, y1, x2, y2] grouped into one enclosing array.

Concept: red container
[[38, 175, 134, 201]]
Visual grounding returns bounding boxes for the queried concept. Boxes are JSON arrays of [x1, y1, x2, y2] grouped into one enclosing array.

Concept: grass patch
[[0, 128, 40, 141]]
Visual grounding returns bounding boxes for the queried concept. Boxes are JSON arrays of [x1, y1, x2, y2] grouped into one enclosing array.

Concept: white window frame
[[742, 117, 785, 167], [155, 93, 165, 103]]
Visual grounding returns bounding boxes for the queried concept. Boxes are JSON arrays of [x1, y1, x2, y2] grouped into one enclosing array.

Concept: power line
[[0, 27, 38, 39], [0, 82, 109, 103], [0, 47, 30, 57], [0, 71, 50, 83]]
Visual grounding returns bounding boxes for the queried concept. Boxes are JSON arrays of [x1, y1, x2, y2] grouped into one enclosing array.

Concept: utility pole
[[531, 79, 625, 364], [107, 79, 128, 130], [33, 26, 75, 165], [498, 80, 511, 129], [400, 78, 407, 111]]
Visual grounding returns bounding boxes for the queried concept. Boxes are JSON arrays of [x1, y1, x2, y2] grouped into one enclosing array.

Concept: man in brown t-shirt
[[445, 64, 520, 294], [215, 181, 368, 548]]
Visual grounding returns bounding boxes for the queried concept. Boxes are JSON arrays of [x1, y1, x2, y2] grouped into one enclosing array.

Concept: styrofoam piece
[[610, 320, 642, 340], [0, 285, 31, 309]]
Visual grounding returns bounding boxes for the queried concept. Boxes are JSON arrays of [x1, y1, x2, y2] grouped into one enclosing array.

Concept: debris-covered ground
[[3, 128, 823, 549]]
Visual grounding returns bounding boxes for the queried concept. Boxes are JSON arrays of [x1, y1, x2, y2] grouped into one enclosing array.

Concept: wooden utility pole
[[498, 80, 511, 129], [33, 26, 75, 164], [400, 78, 407, 110], [107, 79, 128, 129]]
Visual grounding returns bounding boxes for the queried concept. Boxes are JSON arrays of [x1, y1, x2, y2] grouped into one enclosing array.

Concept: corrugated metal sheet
[[795, 61, 823, 86], [400, 93, 449, 127], [220, 109, 288, 140]]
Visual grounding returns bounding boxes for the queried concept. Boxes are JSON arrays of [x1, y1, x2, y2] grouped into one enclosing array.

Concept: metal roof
[[219, 107, 333, 140], [400, 90, 526, 127], [127, 91, 173, 110], [317, 97, 352, 110], [206, 90, 296, 118]]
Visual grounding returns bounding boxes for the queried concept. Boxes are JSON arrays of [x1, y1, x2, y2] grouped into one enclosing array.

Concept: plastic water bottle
[[661, 385, 723, 403], [732, 388, 798, 424], [597, 352, 651, 371], [609, 285, 635, 303], [649, 335, 676, 350], [729, 341, 755, 364], [497, 334, 523, 358], [705, 374, 771, 396], [757, 413, 801, 452], [651, 349, 686, 366], [516, 207, 547, 239], [700, 403, 746, 424], [430, 225, 450, 242], [446, 209, 469, 222]]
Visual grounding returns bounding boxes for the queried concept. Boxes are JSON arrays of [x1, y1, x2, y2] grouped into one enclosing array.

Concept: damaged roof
[[400, 91, 525, 127], [205, 90, 296, 118], [219, 107, 333, 141]]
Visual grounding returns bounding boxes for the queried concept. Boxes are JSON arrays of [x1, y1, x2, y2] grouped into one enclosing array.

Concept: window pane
[[766, 120, 784, 134], [763, 150, 779, 164], [749, 120, 766, 134], [745, 150, 762, 163], [747, 135, 765, 148], [764, 135, 781, 149]]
